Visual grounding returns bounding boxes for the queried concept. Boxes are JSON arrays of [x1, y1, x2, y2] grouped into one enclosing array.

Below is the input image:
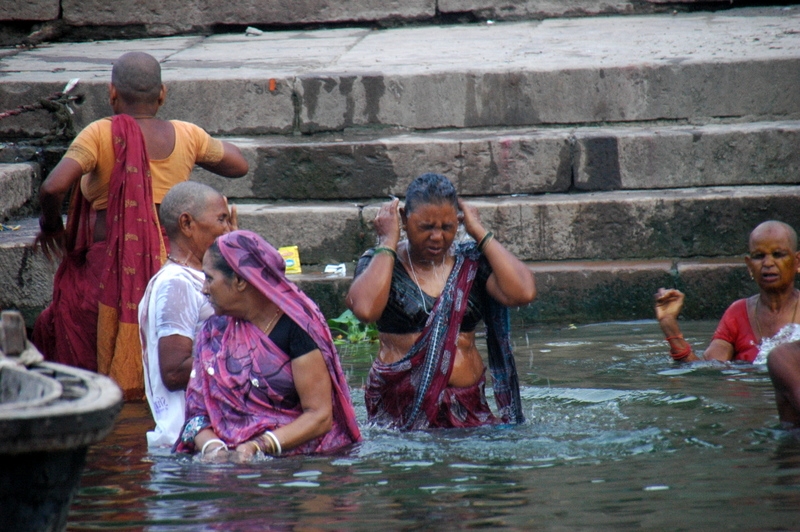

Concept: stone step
[[231, 185, 800, 264], [0, 163, 39, 220], [0, 217, 755, 325], [191, 120, 800, 200], [3, 185, 795, 269], [2, 9, 799, 137], [9, 0, 738, 30], [298, 256, 755, 325]]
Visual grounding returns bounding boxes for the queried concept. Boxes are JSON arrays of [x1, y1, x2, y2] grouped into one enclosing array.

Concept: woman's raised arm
[[458, 198, 536, 307], [346, 199, 401, 323]]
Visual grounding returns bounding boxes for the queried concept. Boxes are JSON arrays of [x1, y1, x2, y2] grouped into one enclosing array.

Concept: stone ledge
[[361, 185, 800, 262], [189, 120, 800, 199], [439, 0, 733, 21], [1, 1, 59, 21], [0, 163, 38, 219], [0, 218, 756, 324], [60, 0, 435, 29], [573, 121, 800, 191], [0, 0, 747, 26], [4, 187, 798, 266], [2, 12, 799, 136]]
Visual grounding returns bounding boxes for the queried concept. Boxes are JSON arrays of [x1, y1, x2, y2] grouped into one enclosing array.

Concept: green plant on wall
[[327, 310, 378, 344]]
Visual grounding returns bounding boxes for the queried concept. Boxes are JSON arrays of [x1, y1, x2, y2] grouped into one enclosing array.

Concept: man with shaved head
[[139, 182, 235, 447], [34, 52, 249, 400], [654, 220, 800, 364]]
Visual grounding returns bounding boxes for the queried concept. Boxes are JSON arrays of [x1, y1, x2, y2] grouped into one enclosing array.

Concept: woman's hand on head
[[655, 288, 685, 322], [225, 198, 238, 231], [457, 198, 486, 241], [373, 198, 401, 248]]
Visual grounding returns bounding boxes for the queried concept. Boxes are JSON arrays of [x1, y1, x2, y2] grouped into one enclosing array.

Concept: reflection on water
[[69, 321, 800, 530]]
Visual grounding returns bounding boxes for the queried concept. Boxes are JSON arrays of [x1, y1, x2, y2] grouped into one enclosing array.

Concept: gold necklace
[[259, 309, 283, 335], [754, 290, 799, 339], [167, 254, 189, 266]]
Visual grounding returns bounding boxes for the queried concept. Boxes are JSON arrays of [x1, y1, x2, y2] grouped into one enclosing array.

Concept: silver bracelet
[[264, 431, 282, 456], [200, 438, 226, 457]]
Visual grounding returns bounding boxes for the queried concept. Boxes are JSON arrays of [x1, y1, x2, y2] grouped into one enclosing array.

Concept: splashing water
[[753, 323, 800, 365]]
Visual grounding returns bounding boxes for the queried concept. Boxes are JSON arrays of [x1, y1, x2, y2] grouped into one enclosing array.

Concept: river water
[[68, 320, 800, 530]]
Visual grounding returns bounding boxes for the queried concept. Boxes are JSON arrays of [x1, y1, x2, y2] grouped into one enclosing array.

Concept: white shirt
[[139, 262, 213, 448]]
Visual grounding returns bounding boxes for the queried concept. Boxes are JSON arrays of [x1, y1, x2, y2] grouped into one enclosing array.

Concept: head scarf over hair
[[216, 230, 361, 444]]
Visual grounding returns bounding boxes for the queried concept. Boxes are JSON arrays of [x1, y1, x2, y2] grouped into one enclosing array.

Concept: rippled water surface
[[69, 321, 800, 530]]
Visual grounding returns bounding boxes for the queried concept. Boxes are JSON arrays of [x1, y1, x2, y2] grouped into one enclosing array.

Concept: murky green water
[[68, 321, 800, 530]]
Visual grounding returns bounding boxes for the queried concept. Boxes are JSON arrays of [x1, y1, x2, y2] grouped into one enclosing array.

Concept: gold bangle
[[249, 440, 262, 455], [261, 430, 282, 456], [260, 433, 276, 455]]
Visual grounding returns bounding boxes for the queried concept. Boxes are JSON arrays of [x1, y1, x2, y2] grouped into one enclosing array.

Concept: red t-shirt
[[711, 299, 759, 363]]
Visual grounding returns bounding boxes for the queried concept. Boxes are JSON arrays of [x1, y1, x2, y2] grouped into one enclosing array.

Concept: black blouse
[[354, 247, 492, 334]]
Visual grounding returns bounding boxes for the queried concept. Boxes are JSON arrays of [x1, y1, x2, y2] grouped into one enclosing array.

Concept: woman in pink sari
[[176, 230, 361, 459]]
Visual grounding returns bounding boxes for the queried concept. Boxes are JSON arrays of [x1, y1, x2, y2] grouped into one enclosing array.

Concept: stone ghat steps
[[2, 10, 800, 137], [6, 118, 798, 225], [226, 185, 800, 265], [191, 120, 800, 201], [5, 0, 743, 35], [3, 183, 797, 265], [0, 216, 754, 326], [5, 119, 798, 208]]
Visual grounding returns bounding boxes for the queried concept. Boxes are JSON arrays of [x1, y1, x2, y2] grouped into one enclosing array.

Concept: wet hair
[[404, 173, 458, 214], [749, 220, 798, 253], [111, 52, 162, 104], [159, 182, 223, 239], [206, 241, 237, 280]]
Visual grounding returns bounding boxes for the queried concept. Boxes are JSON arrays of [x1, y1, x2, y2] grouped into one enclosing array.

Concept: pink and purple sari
[[175, 230, 361, 455]]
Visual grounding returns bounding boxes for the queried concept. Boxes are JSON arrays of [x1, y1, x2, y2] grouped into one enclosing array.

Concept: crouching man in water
[[655, 220, 800, 428], [139, 182, 235, 448]]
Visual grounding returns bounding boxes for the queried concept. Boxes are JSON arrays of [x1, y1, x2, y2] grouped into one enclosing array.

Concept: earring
[[749, 271, 754, 280]]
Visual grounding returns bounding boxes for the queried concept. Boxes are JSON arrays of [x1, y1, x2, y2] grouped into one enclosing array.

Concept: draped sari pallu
[[365, 244, 525, 430], [34, 114, 165, 400]]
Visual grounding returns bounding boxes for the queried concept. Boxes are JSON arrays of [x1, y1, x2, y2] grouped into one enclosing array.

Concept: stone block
[[361, 186, 800, 262], [192, 128, 572, 200], [0, 218, 57, 328], [438, 0, 636, 19], [61, 0, 434, 28], [675, 259, 752, 320], [291, 272, 354, 320], [0, 163, 37, 219], [439, 0, 732, 20], [521, 259, 674, 323], [0, 1, 59, 21], [3, 14, 800, 135], [573, 121, 800, 191], [235, 202, 364, 265], [0, 217, 773, 325]]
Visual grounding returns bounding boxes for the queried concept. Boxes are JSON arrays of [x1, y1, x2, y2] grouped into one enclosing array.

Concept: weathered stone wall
[[3, 0, 738, 29], [0, 1, 59, 21]]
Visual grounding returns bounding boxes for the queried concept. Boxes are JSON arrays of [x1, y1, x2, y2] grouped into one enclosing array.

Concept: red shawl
[[96, 114, 166, 399]]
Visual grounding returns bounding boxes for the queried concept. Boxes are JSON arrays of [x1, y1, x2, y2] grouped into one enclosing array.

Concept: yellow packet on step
[[278, 245, 302, 274]]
